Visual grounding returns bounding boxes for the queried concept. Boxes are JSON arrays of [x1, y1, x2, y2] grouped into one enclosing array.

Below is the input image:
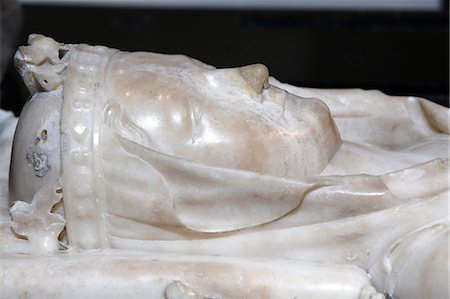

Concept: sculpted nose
[[239, 63, 269, 95]]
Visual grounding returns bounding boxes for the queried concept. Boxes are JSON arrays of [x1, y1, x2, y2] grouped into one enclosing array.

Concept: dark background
[[1, 1, 449, 115]]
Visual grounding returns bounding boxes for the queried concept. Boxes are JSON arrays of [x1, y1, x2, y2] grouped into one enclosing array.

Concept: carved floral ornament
[[0, 34, 448, 299]]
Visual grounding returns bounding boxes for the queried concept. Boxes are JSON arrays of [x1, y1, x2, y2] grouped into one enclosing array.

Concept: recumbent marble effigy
[[0, 34, 448, 299]]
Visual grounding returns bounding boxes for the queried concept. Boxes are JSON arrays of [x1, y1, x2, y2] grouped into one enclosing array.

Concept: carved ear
[[239, 64, 269, 95], [114, 132, 326, 233]]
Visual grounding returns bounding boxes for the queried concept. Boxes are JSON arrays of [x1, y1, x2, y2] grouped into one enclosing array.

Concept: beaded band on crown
[[61, 44, 117, 249]]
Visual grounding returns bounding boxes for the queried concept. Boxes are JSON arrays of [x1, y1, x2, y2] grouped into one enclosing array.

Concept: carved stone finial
[[9, 180, 65, 254]]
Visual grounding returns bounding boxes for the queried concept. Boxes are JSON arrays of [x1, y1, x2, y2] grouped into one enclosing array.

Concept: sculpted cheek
[[229, 117, 272, 174]]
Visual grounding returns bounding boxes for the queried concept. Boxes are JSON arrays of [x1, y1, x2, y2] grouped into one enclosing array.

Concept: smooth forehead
[[111, 51, 216, 74], [107, 50, 255, 101]]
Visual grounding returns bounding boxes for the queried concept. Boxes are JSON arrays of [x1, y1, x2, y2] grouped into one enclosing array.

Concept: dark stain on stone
[[26, 151, 51, 177]]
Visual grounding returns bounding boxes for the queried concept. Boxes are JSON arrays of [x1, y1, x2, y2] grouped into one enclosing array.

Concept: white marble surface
[[1, 35, 449, 299]]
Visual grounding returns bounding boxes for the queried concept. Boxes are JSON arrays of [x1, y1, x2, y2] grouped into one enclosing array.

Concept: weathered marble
[[1, 34, 448, 299]]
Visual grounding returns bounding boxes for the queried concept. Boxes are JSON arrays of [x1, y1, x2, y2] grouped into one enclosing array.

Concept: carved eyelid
[[103, 102, 154, 147]]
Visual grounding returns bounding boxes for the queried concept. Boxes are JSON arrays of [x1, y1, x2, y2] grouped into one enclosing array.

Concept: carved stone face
[[9, 35, 341, 206], [9, 35, 341, 248], [3, 36, 448, 299], [106, 51, 341, 179]]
